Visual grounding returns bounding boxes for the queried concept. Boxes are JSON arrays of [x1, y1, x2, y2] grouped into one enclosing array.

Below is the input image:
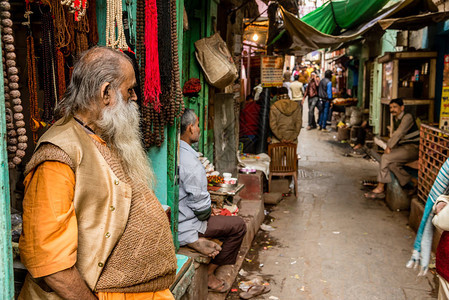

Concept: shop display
[[1, 0, 27, 168], [139, 0, 184, 147]]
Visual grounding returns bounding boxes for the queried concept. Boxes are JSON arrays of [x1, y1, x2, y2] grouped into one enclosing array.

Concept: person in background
[[240, 95, 261, 153], [283, 66, 291, 82], [253, 78, 263, 101], [298, 69, 309, 84], [179, 109, 247, 293], [282, 70, 293, 100], [290, 75, 304, 103], [304, 71, 320, 130], [364, 98, 419, 199], [291, 65, 300, 81], [317, 70, 333, 132], [19, 46, 177, 299]]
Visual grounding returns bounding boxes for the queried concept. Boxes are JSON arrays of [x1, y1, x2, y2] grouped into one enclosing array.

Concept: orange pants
[[97, 289, 174, 300]]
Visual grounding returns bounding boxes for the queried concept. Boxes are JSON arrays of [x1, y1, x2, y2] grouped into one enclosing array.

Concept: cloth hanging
[[144, 0, 161, 111]]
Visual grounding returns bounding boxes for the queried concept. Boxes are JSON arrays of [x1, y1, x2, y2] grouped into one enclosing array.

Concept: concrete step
[[208, 199, 265, 300]]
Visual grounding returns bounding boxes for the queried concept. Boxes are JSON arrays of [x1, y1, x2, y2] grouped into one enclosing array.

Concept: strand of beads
[[0, 0, 27, 168], [105, 0, 127, 49]]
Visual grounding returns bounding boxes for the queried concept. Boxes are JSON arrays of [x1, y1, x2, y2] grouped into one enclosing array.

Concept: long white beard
[[95, 94, 155, 188]]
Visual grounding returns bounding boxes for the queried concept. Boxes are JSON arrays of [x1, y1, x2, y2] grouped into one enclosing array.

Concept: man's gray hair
[[56, 46, 133, 118], [181, 108, 197, 134]]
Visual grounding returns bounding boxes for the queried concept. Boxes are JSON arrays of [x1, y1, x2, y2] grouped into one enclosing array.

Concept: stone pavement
[[228, 127, 438, 299]]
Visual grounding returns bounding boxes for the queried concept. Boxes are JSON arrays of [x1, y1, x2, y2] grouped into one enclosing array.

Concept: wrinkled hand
[[436, 202, 448, 214], [385, 147, 391, 154], [211, 208, 221, 216]]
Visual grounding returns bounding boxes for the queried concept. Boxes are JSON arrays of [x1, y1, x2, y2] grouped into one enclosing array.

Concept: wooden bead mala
[[42, 8, 58, 123], [136, 0, 184, 148], [1, 0, 27, 168], [26, 33, 40, 144]]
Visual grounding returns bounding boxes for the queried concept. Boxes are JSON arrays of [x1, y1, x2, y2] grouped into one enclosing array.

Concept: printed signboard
[[260, 55, 284, 87]]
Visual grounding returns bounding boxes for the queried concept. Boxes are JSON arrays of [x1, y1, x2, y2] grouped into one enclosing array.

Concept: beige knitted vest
[[23, 118, 177, 293]]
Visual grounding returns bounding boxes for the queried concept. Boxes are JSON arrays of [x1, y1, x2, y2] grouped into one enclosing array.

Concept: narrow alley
[[231, 126, 437, 299]]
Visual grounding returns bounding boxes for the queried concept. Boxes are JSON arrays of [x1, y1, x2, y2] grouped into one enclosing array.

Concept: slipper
[[362, 180, 377, 187], [239, 285, 271, 299], [364, 191, 385, 199], [208, 280, 230, 293]]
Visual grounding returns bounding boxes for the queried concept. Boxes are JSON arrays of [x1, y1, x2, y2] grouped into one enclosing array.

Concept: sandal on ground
[[239, 285, 271, 299], [364, 191, 385, 199], [208, 280, 230, 293], [362, 180, 377, 187]]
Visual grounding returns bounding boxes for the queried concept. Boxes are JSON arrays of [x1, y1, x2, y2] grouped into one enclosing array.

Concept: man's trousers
[[307, 96, 319, 127], [200, 215, 247, 266], [377, 143, 419, 186]]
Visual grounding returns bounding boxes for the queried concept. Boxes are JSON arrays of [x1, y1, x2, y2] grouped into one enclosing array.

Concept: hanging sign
[[439, 55, 449, 131], [260, 55, 284, 87]]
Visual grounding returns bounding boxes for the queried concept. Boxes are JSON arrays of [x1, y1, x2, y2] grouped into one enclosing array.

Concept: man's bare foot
[[188, 238, 221, 258], [208, 273, 229, 292], [372, 185, 384, 194]]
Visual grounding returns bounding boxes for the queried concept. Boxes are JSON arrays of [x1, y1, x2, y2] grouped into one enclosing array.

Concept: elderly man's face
[[191, 118, 200, 143], [111, 61, 137, 106]]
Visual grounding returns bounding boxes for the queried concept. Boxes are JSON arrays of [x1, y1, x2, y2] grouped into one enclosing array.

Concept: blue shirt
[[178, 140, 210, 245], [327, 81, 332, 100]]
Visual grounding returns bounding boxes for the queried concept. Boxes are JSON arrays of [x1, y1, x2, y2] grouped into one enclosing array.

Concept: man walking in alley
[[317, 70, 333, 131], [304, 71, 320, 130], [178, 109, 247, 293], [365, 98, 419, 199], [19, 47, 177, 299]]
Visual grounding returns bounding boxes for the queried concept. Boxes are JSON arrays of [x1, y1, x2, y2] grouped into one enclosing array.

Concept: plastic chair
[[268, 143, 298, 197]]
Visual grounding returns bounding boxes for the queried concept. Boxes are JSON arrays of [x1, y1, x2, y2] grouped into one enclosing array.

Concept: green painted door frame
[[182, 0, 218, 162], [0, 37, 14, 297]]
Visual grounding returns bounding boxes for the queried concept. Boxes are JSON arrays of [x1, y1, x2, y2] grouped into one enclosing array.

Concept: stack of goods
[[333, 98, 357, 106]]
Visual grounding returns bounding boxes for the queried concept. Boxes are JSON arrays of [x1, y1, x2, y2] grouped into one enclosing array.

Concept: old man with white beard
[[19, 47, 177, 300]]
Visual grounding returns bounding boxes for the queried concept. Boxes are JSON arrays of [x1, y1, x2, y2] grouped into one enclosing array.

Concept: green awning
[[301, 0, 390, 35], [280, 0, 446, 56]]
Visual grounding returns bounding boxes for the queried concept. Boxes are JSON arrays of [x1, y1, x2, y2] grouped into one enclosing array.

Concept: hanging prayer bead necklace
[[106, 0, 127, 49], [42, 8, 58, 123], [1, 0, 27, 168]]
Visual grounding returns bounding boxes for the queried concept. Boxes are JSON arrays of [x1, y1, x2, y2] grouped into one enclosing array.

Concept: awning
[[301, 0, 390, 35], [378, 12, 449, 30], [280, 0, 449, 56]]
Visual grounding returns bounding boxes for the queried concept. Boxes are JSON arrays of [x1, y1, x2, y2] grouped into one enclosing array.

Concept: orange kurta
[[20, 134, 174, 299]]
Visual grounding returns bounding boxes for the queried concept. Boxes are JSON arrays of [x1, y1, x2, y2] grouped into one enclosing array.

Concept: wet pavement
[[228, 114, 437, 299]]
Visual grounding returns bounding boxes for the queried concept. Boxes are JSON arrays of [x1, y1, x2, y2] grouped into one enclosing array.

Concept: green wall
[[0, 37, 14, 297]]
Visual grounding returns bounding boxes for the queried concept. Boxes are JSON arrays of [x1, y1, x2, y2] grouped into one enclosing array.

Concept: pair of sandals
[[239, 284, 271, 299], [362, 180, 385, 199]]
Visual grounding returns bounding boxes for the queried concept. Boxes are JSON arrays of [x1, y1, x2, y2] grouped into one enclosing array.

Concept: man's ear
[[187, 123, 194, 134], [100, 82, 111, 106]]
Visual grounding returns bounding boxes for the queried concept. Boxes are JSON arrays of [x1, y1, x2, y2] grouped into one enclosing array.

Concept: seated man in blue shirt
[[178, 109, 247, 293]]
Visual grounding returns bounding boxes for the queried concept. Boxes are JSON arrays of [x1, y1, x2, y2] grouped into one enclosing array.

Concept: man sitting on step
[[365, 98, 419, 199], [178, 109, 247, 293]]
